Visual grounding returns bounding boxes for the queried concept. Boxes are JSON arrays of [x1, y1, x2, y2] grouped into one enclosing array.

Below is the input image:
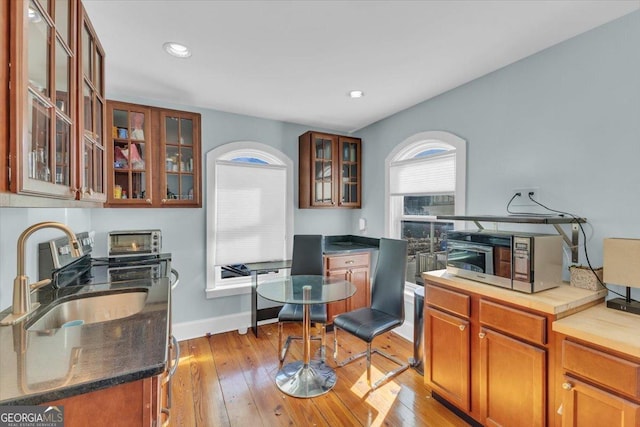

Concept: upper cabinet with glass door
[[8, 0, 78, 199], [4, 0, 106, 206], [160, 110, 201, 206], [106, 101, 201, 208], [298, 131, 361, 208], [77, 4, 106, 202], [106, 101, 153, 206]]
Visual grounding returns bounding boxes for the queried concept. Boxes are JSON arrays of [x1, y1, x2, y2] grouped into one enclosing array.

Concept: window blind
[[214, 160, 287, 265], [389, 152, 455, 195]]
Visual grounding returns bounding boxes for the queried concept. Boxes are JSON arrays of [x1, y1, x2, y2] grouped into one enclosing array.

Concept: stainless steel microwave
[[445, 230, 563, 293], [108, 229, 162, 257]]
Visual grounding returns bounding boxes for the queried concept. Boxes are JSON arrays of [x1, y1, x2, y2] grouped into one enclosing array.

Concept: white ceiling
[[82, 0, 639, 133]]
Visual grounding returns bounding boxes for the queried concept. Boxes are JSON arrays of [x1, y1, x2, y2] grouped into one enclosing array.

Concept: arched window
[[385, 131, 466, 285], [206, 142, 293, 297]]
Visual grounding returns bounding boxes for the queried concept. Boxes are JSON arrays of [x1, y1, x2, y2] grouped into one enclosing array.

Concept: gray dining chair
[[277, 234, 327, 364], [333, 237, 409, 390]]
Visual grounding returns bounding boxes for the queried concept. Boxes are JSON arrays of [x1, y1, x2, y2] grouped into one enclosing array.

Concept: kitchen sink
[[26, 289, 148, 331]]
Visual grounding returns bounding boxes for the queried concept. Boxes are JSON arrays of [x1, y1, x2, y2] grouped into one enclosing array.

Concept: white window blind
[[389, 152, 455, 195], [214, 160, 286, 265]]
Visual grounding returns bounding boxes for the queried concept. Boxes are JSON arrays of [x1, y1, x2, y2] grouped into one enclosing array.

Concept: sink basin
[[26, 290, 148, 331]]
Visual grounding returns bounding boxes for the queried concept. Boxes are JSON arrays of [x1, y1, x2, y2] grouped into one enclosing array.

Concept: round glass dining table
[[257, 275, 355, 398]]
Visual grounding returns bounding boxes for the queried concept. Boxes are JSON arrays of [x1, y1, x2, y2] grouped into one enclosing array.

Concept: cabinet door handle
[[478, 332, 486, 339], [146, 198, 152, 204], [161, 198, 167, 203], [458, 324, 466, 331], [562, 382, 573, 391]]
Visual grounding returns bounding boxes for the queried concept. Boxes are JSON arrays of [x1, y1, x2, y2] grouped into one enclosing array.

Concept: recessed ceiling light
[[348, 90, 364, 98], [163, 42, 192, 58]]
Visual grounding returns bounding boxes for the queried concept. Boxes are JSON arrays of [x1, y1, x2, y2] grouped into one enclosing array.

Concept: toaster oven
[[108, 229, 162, 257]]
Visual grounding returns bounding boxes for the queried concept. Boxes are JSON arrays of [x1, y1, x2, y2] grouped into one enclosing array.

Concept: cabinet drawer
[[425, 284, 470, 318], [563, 340, 640, 400], [325, 253, 369, 270], [479, 300, 546, 345]]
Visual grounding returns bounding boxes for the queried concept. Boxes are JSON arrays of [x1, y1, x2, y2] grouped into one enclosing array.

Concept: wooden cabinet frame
[[299, 131, 362, 209], [106, 100, 202, 208]]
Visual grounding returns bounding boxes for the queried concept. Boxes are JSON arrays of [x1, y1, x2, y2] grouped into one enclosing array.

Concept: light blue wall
[[356, 11, 640, 297], [1, 10, 638, 322]]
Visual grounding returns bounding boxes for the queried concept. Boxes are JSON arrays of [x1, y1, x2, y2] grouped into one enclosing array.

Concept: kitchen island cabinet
[[423, 270, 607, 427], [553, 305, 640, 427]]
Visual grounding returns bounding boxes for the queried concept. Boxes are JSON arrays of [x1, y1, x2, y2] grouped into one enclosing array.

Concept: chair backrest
[[370, 238, 408, 320], [290, 235, 324, 276]]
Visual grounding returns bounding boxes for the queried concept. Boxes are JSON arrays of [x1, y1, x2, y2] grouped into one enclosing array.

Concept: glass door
[[311, 134, 336, 206], [13, 0, 77, 198], [107, 102, 152, 205], [78, 6, 106, 201], [160, 110, 200, 206], [338, 137, 360, 207]]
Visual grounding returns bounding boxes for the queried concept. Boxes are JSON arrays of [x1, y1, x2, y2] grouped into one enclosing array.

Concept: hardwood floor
[[169, 322, 469, 427]]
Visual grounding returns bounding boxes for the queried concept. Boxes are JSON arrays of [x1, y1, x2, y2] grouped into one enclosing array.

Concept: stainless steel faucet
[[0, 222, 81, 326]]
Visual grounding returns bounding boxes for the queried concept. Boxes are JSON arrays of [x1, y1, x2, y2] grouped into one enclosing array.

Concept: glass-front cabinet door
[[77, 5, 106, 202], [312, 134, 335, 206], [10, 0, 78, 198], [299, 131, 362, 209], [338, 136, 361, 207], [106, 102, 153, 205], [160, 110, 201, 206]]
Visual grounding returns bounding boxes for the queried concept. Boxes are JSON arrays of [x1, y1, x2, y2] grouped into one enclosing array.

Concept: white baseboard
[[172, 311, 277, 341]]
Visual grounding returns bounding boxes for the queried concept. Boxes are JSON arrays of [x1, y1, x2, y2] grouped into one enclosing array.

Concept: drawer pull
[[479, 332, 486, 339], [345, 260, 355, 264], [562, 382, 573, 391], [459, 324, 466, 331]]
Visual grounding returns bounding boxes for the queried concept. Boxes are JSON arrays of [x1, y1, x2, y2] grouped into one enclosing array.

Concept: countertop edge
[[423, 270, 606, 315], [552, 304, 640, 359], [2, 363, 165, 406]]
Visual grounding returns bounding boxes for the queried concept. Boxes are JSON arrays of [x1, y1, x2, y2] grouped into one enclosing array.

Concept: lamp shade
[[603, 238, 640, 288]]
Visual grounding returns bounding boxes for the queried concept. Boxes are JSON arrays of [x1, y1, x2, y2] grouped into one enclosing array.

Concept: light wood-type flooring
[[168, 322, 468, 427]]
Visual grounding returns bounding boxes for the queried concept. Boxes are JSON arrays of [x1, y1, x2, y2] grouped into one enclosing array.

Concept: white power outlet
[[511, 187, 541, 207]]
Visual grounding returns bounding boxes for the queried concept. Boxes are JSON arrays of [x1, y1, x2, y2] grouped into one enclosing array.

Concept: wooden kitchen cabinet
[[324, 252, 370, 322], [299, 131, 361, 208], [479, 327, 546, 427], [424, 284, 471, 412], [1, 0, 8, 193], [106, 101, 201, 207], [559, 338, 640, 427], [77, 4, 107, 202], [5, 0, 106, 205], [43, 375, 161, 427], [424, 280, 552, 427]]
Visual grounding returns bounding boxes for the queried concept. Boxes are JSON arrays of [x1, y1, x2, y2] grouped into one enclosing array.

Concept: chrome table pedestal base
[[275, 360, 336, 398]]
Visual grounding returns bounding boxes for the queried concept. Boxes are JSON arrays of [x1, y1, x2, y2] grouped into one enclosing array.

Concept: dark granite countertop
[[0, 278, 170, 405], [323, 235, 379, 254]]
